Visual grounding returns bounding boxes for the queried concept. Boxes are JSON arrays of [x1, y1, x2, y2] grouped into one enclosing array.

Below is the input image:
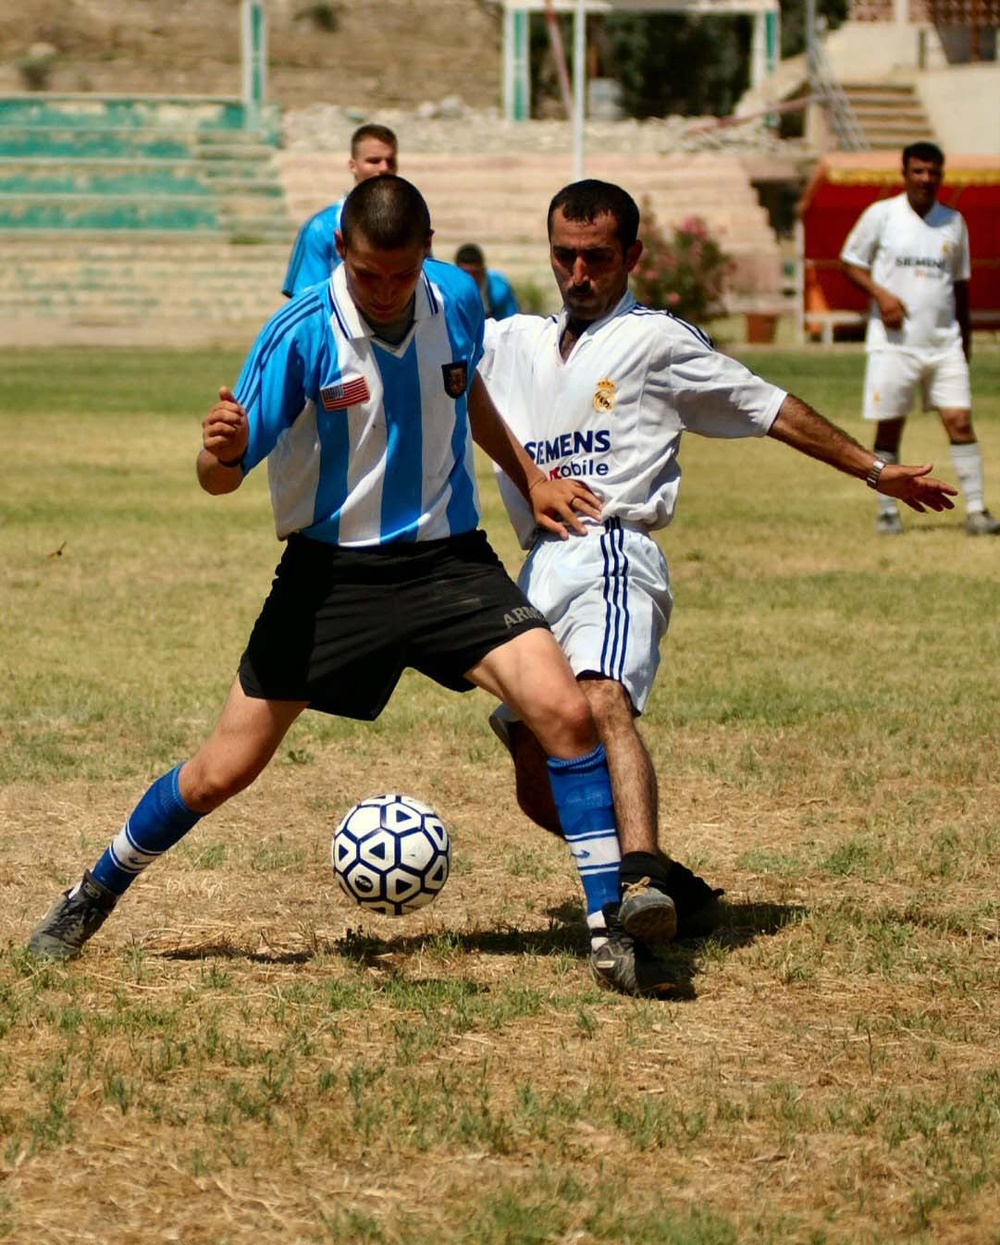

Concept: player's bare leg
[[180, 680, 308, 811], [29, 681, 306, 959], [579, 676, 657, 856], [501, 682, 724, 942], [469, 630, 679, 993], [505, 721, 560, 832], [576, 674, 678, 943]]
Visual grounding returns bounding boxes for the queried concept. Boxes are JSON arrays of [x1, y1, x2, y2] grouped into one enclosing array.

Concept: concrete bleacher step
[[278, 149, 783, 304], [0, 93, 292, 246], [0, 235, 290, 339], [841, 82, 936, 149], [0, 95, 783, 343]]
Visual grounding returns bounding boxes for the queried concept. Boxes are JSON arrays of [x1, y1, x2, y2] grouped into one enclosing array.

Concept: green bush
[[511, 278, 550, 316], [630, 200, 733, 322]]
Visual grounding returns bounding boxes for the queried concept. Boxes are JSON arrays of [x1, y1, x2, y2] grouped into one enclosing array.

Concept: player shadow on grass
[[328, 897, 805, 1001], [154, 899, 804, 998]]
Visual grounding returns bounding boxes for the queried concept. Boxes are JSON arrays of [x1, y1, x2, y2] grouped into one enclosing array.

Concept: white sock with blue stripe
[[546, 744, 621, 949]]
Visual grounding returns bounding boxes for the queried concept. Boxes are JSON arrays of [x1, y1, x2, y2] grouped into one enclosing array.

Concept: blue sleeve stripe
[[237, 294, 323, 415], [630, 305, 714, 350], [423, 271, 440, 315], [330, 294, 351, 339]]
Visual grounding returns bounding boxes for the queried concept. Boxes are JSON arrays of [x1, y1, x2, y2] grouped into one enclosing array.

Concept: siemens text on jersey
[[526, 428, 612, 465]]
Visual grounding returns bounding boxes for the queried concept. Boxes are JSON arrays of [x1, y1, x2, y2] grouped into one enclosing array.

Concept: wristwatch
[[865, 457, 887, 490]]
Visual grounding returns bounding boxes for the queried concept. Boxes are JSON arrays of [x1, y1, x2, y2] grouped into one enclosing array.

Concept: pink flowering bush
[[630, 200, 733, 322]]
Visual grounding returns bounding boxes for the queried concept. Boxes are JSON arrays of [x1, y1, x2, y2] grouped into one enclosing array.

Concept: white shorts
[[518, 518, 673, 714], [863, 345, 971, 422]]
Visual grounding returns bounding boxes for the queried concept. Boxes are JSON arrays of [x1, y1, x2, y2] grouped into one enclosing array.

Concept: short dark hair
[[455, 243, 485, 267], [547, 180, 640, 251], [340, 175, 431, 250], [350, 123, 398, 157], [903, 141, 944, 169]]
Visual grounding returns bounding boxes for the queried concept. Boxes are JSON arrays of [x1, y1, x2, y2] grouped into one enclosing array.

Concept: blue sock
[[547, 744, 621, 939], [91, 764, 203, 897]]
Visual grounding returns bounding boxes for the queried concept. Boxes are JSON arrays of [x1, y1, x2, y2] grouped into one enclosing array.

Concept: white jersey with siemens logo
[[840, 193, 970, 353], [480, 292, 786, 548]]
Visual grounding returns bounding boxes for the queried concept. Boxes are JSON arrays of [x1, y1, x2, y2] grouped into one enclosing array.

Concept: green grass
[[1, 344, 999, 1245]]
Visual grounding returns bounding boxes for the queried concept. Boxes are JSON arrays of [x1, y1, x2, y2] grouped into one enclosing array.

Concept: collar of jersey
[[328, 262, 437, 342], [557, 288, 636, 343]]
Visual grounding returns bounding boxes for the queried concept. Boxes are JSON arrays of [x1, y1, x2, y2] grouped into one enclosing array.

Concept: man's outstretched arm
[[768, 394, 957, 513]]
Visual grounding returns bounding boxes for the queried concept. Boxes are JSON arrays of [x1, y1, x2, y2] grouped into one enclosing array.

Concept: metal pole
[[504, 6, 531, 122], [241, 0, 267, 120], [572, 0, 586, 180], [805, 0, 816, 87], [544, 0, 575, 121]]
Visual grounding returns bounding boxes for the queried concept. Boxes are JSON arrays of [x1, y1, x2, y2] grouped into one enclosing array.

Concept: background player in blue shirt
[[282, 123, 398, 299], [29, 176, 678, 995], [455, 244, 520, 320]]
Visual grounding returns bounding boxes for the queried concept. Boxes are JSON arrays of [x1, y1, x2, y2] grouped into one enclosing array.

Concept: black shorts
[[239, 531, 549, 720]]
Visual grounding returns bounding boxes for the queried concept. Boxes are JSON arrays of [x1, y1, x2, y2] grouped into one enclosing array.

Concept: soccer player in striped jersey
[[282, 123, 398, 299], [30, 176, 679, 994], [479, 180, 957, 973]]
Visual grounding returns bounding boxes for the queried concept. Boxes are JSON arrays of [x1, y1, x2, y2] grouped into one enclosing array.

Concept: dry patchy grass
[[1, 347, 999, 1244]]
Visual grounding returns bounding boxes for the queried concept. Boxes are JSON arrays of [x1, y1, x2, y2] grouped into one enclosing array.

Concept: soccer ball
[[332, 793, 451, 916]]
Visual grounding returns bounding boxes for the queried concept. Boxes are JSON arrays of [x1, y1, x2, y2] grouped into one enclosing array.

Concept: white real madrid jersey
[[480, 292, 786, 547], [236, 258, 483, 546], [840, 193, 970, 353]]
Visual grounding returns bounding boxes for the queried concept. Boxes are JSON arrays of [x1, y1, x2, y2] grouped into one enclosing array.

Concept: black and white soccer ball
[[332, 794, 451, 916]]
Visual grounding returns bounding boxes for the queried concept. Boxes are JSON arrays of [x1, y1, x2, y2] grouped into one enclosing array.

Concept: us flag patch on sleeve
[[321, 376, 370, 410]]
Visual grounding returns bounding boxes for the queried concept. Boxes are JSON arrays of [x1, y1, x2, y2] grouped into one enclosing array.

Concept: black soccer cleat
[[618, 875, 678, 946], [29, 870, 117, 960], [589, 903, 679, 998], [664, 860, 726, 940]]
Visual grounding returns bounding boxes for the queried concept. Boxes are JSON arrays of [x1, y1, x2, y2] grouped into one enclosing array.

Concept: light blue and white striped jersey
[[236, 258, 485, 547], [282, 199, 345, 298]]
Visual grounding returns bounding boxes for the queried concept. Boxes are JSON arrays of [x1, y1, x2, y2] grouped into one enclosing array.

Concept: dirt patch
[[0, 0, 504, 110]]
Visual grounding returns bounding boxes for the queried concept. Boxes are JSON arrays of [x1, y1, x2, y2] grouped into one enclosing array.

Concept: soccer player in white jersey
[[478, 180, 958, 980], [840, 141, 999, 536], [29, 176, 680, 995], [282, 123, 398, 299]]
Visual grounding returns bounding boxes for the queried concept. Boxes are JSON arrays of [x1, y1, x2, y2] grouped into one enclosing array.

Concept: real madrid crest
[[593, 377, 617, 413]]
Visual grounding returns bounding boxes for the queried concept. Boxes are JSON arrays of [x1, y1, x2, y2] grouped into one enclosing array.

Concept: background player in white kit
[[840, 141, 999, 536], [479, 180, 957, 981]]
